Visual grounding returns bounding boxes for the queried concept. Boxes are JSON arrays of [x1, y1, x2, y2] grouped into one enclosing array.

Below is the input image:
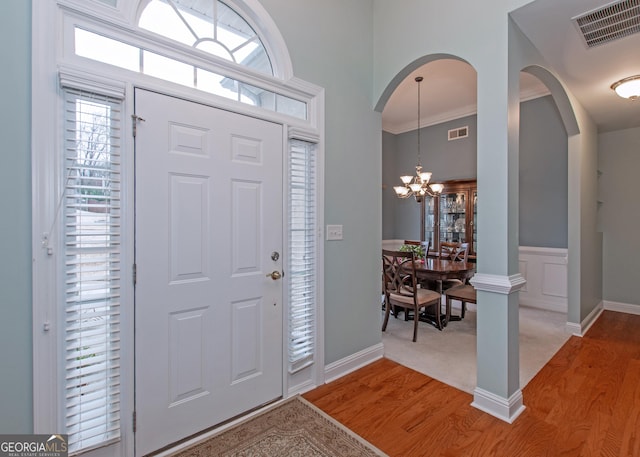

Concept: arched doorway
[[380, 56, 480, 392], [379, 58, 576, 397]]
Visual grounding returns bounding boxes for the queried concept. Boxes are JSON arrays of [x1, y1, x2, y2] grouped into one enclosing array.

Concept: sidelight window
[[287, 140, 317, 373], [62, 88, 123, 454]]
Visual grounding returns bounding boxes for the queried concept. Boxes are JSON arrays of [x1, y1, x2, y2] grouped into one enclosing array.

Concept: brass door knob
[[266, 271, 282, 280]]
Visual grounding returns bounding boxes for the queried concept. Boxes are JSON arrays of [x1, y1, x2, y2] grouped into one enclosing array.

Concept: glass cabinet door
[[439, 191, 467, 245], [421, 179, 476, 256], [423, 196, 436, 251]]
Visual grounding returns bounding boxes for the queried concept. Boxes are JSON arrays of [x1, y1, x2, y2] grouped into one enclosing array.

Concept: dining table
[[409, 258, 476, 328]]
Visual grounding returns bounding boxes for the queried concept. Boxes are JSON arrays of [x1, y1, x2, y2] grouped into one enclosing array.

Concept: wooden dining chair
[[454, 242, 469, 261], [381, 249, 442, 341], [403, 240, 432, 290], [444, 282, 476, 320], [439, 241, 467, 260], [440, 242, 469, 290]]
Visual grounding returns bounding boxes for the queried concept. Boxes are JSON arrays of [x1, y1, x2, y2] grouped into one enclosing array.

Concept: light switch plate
[[326, 224, 343, 241]]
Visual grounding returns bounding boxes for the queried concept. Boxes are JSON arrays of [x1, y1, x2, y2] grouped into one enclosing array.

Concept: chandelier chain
[[417, 76, 421, 167]]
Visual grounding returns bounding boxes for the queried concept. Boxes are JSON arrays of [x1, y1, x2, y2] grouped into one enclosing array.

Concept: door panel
[[170, 174, 210, 282], [134, 89, 283, 456]]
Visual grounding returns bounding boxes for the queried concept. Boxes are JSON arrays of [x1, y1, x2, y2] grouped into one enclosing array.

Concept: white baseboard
[[324, 343, 384, 384], [565, 301, 604, 336], [287, 379, 318, 397], [564, 321, 581, 335], [471, 388, 525, 424], [604, 300, 640, 315], [563, 300, 640, 336]]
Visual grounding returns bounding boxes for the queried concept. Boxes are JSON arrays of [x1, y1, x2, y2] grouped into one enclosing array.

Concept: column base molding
[[471, 387, 526, 423]]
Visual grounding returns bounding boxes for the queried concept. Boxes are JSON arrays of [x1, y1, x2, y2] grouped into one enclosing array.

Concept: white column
[[471, 20, 526, 422]]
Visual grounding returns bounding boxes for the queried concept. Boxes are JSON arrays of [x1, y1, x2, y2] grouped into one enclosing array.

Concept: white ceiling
[[382, 0, 640, 134]]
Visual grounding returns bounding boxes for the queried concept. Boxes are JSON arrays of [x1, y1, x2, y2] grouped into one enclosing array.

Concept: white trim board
[[565, 301, 603, 336], [323, 343, 384, 384], [558, 300, 639, 337], [604, 300, 640, 315]]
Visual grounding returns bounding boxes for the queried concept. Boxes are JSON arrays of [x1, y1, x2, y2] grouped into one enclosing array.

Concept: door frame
[[31, 2, 325, 456]]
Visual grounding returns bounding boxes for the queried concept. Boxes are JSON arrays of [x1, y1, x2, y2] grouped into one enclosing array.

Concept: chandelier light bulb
[[419, 171, 432, 183]]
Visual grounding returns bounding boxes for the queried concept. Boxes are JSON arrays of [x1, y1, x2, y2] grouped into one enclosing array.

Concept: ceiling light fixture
[[393, 76, 443, 203], [611, 75, 640, 100]]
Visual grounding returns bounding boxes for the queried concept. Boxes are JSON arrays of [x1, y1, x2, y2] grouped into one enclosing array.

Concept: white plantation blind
[[288, 140, 317, 373], [62, 88, 122, 454]]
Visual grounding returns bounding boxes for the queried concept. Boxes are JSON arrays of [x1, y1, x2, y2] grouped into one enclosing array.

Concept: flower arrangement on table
[[399, 243, 426, 262]]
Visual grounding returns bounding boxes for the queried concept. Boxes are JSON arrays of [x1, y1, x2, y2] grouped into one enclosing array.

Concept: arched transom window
[[72, 0, 306, 118], [139, 0, 272, 76]]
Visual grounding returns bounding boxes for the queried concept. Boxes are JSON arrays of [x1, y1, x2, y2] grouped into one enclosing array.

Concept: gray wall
[[519, 95, 568, 247], [381, 131, 398, 239], [0, 0, 33, 433], [599, 127, 640, 307], [385, 114, 477, 241], [383, 96, 568, 249], [396, 116, 478, 182], [260, 0, 382, 364]]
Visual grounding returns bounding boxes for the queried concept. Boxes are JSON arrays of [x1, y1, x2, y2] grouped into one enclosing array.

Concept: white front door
[[134, 89, 283, 455]]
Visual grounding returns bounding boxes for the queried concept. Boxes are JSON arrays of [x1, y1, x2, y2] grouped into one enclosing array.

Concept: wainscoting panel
[[518, 246, 568, 312]]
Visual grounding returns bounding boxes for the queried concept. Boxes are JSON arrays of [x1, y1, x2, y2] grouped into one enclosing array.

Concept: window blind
[[62, 88, 122, 454], [287, 140, 317, 374]]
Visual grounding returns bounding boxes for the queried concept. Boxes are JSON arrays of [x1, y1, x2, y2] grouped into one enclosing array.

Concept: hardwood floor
[[303, 311, 640, 456]]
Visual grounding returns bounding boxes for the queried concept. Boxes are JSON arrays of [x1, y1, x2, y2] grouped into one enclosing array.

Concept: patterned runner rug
[[168, 396, 387, 456]]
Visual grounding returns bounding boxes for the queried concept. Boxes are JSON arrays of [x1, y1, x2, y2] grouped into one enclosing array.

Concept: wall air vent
[[448, 126, 468, 141], [573, 0, 640, 48]]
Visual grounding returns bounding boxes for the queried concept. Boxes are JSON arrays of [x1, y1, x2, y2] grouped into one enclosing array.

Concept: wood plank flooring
[[303, 311, 640, 457]]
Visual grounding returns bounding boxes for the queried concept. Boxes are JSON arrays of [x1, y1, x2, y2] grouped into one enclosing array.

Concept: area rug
[[382, 303, 571, 393], [169, 396, 387, 456]]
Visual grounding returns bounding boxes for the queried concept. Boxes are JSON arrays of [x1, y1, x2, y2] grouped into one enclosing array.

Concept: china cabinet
[[422, 179, 477, 257]]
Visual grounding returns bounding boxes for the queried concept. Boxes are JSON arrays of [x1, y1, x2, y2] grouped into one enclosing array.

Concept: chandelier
[[394, 76, 443, 202]]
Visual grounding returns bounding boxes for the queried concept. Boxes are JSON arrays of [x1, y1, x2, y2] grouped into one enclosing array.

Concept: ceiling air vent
[[448, 126, 468, 141], [573, 0, 640, 48]]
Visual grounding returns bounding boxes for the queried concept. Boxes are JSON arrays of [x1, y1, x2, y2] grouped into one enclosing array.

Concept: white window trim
[[33, 2, 325, 455]]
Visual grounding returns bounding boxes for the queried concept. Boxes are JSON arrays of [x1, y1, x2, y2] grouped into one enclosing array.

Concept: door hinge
[[131, 114, 145, 137], [133, 263, 137, 286], [132, 410, 137, 433]]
